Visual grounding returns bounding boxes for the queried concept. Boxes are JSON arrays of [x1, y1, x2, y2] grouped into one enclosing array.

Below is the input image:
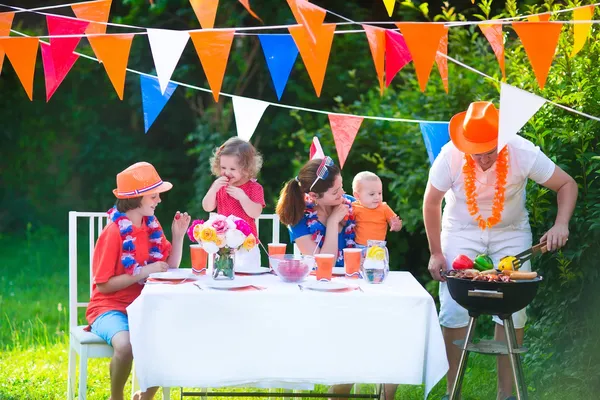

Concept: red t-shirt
[[85, 220, 172, 325], [216, 180, 265, 237]]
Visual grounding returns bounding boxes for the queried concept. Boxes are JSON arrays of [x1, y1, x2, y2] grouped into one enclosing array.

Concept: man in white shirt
[[423, 101, 578, 400]]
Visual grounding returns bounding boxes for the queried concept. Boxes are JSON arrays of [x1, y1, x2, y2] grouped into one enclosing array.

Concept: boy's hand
[[226, 186, 248, 201], [172, 211, 191, 239], [390, 216, 403, 232], [144, 261, 169, 276]]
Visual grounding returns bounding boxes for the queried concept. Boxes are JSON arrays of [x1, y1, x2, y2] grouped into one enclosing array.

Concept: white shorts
[[439, 223, 532, 329]]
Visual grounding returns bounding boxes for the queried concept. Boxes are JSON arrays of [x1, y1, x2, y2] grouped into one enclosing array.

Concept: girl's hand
[[211, 176, 229, 191], [390, 216, 403, 232], [172, 211, 191, 239], [226, 186, 248, 201], [328, 204, 349, 225]]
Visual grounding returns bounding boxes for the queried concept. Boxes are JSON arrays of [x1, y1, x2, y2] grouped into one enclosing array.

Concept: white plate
[[234, 266, 271, 275], [204, 279, 255, 290], [303, 280, 350, 291], [149, 268, 197, 280], [332, 267, 345, 276]]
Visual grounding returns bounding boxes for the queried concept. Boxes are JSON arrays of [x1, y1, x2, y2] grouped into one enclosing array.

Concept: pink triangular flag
[[329, 114, 363, 168], [385, 30, 411, 87], [43, 15, 89, 101]]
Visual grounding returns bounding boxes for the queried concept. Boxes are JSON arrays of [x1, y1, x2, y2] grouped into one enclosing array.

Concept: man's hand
[[428, 253, 447, 282], [540, 222, 569, 251]]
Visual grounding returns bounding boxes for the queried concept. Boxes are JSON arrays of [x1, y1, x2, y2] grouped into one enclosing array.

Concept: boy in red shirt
[[86, 162, 191, 400]]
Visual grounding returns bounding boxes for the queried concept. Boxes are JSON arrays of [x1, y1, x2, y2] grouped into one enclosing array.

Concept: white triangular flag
[[498, 83, 546, 152], [147, 29, 189, 94], [232, 96, 269, 141]]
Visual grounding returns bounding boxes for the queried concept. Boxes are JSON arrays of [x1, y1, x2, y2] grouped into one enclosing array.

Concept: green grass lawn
[[0, 230, 595, 399]]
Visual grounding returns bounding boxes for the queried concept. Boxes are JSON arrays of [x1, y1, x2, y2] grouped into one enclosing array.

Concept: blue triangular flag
[[258, 34, 298, 101], [140, 74, 178, 133], [419, 122, 450, 165]]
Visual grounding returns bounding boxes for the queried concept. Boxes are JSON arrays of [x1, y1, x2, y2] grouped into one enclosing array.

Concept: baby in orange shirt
[[352, 171, 402, 246]]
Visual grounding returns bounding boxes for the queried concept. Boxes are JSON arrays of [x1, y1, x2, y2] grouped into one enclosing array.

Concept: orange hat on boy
[[113, 162, 172, 199]]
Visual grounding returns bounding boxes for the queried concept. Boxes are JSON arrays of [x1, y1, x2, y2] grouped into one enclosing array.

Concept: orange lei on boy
[[463, 147, 509, 230]]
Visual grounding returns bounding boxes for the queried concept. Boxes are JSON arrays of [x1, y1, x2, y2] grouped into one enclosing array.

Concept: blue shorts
[[90, 310, 129, 346]]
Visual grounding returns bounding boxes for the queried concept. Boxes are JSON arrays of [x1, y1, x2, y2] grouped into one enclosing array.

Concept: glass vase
[[212, 248, 235, 280]]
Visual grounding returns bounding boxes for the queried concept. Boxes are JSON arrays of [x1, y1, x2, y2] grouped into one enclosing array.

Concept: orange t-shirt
[[85, 220, 172, 325], [352, 201, 398, 245]]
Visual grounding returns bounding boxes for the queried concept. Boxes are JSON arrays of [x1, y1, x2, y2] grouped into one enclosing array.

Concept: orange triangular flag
[[289, 23, 336, 97], [238, 0, 262, 23], [396, 23, 448, 92], [88, 34, 133, 100], [512, 21, 563, 90], [72, 0, 112, 35], [571, 5, 594, 57], [0, 12, 15, 75], [479, 23, 505, 78], [189, 30, 235, 101], [329, 114, 363, 168], [190, 0, 219, 29], [0, 37, 39, 100], [527, 13, 551, 22], [435, 32, 448, 93], [289, 0, 326, 45], [362, 25, 385, 96]]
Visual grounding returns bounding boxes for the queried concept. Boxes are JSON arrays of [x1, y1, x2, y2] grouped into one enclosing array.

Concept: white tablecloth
[[127, 271, 448, 398]]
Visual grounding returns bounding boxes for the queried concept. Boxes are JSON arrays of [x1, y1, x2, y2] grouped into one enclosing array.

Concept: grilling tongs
[[505, 242, 548, 270]]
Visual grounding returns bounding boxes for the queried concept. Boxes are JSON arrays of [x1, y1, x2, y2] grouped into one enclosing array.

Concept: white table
[[127, 271, 448, 398]]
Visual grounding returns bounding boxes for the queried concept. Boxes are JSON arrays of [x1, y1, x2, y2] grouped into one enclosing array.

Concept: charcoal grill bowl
[[446, 276, 542, 317]]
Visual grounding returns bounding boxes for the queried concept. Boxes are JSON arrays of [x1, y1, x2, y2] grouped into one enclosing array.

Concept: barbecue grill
[[445, 274, 543, 400]]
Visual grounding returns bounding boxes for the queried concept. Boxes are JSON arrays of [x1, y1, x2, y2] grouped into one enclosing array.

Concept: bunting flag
[[43, 15, 90, 101], [479, 23, 505, 78], [329, 114, 363, 168], [384, 29, 411, 87], [435, 32, 448, 93], [571, 5, 594, 57], [512, 22, 563, 90], [290, 0, 326, 45], [363, 25, 385, 95], [396, 23, 448, 92], [382, 0, 395, 17], [0, 12, 15, 75], [419, 122, 450, 165], [72, 0, 112, 58], [289, 23, 336, 97], [147, 28, 189, 95], [527, 13, 551, 22], [232, 96, 269, 141], [498, 82, 546, 152], [310, 136, 325, 160], [238, 0, 262, 23], [190, 0, 219, 29], [258, 34, 298, 100], [189, 30, 235, 102], [87, 34, 134, 100], [140, 74, 178, 133], [0, 37, 39, 100]]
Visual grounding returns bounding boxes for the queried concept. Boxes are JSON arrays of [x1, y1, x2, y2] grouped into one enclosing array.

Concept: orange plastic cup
[[190, 245, 208, 275], [343, 248, 362, 279], [268, 243, 287, 269], [315, 253, 335, 282]]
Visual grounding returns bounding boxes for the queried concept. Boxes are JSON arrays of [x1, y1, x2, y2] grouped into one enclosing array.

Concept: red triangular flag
[[396, 23, 447, 91], [0, 37, 39, 100], [0, 12, 15, 75], [512, 21, 563, 90], [329, 114, 363, 168], [479, 23, 505, 78], [435, 31, 448, 93], [238, 0, 262, 23], [363, 25, 385, 95], [189, 30, 235, 101], [310, 136, 325, 160], [385, 29, 411, 87], [43, 15, 90, 101]]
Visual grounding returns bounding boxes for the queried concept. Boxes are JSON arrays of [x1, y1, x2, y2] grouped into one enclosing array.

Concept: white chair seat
[[71, 325, 110, 345]]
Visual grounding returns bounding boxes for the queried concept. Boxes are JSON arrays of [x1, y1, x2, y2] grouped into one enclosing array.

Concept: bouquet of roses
[[187, 214, 257, 254]]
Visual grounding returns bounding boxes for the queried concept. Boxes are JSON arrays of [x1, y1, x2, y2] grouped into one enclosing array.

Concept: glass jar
[[362, 240, 389, 284]]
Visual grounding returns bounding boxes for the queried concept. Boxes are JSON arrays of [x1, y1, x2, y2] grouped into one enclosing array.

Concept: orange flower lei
[[463, 147, 509, 230]]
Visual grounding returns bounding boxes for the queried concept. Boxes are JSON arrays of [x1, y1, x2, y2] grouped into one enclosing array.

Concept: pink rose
[[187, 219, 204, 242], [234, 219, 252, 236], [211, 219, 229, 235]]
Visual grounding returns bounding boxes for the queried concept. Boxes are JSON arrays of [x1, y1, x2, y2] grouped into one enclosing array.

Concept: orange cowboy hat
[[449, 101, 499, 154], [113, 162, 173, 199]]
